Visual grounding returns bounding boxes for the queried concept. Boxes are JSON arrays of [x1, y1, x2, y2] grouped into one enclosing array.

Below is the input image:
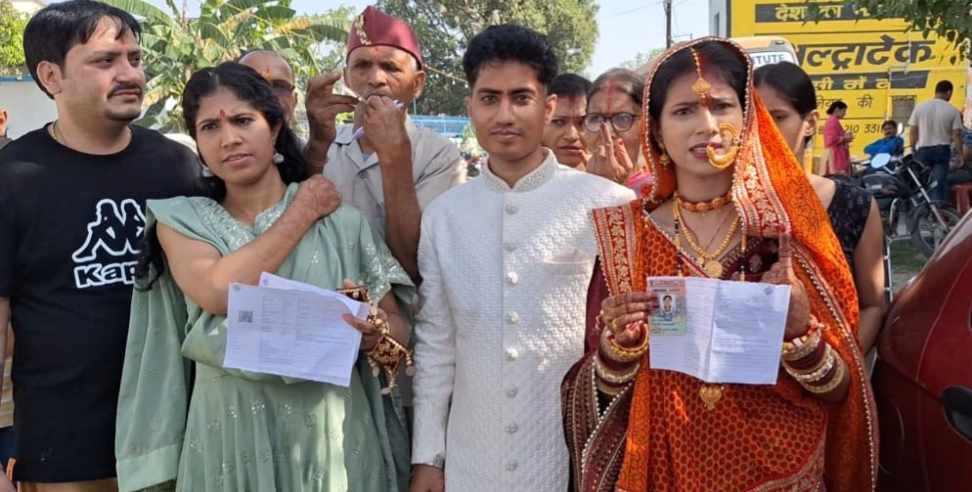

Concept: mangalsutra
[[673, 199, 739, 278]]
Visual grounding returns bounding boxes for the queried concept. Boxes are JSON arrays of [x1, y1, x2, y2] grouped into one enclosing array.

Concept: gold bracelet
[[601, 326, 649, 363], [803, 357, 846, 394], [785, 345, 835, 384], [782, 323, 822, 361], [594, 353, 641, 386]]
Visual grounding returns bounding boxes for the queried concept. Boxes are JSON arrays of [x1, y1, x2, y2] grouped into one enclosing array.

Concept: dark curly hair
[[135, 62, 309, 289], [462, 24, 558, 89]]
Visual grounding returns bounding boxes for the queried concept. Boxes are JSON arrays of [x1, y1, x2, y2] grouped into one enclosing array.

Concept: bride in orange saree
[[561, 39, 877, 492]]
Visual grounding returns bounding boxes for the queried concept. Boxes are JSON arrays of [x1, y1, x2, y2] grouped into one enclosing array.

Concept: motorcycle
[[858, 153, 961, 259]]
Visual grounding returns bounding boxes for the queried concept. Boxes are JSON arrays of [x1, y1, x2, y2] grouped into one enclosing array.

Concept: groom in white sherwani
[[409, 24, 636, 492]]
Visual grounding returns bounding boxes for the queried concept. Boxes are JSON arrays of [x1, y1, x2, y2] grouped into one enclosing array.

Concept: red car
[[873, 210, 972, 491]]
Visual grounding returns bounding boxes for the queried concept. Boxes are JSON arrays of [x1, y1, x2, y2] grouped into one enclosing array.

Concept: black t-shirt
[[0, 125, 201, 481]]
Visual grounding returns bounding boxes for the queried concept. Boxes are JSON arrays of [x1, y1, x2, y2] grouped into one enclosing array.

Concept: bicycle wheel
[[909, 203, 961, 257]]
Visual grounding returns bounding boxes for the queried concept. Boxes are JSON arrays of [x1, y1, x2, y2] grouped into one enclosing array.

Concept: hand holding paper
[[600, 291, 659, 345], [223, 274, 370, 387], [647, 276, 791, 385]]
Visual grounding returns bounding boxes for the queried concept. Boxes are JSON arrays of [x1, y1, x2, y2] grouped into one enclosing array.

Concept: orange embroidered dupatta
[[569, 38, 877, 492]]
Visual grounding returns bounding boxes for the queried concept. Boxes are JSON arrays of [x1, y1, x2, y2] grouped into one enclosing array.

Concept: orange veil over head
[[612, 37, 878, 491]]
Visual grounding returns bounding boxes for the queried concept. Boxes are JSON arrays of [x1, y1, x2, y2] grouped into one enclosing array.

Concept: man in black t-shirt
[[0, 2, 201, 490]]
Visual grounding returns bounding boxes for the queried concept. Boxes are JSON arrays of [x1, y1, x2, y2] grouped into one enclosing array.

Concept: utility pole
[[664, 0, 673, 48]]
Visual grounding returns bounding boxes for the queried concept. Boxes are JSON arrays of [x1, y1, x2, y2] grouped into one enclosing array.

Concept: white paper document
[[647, 276, 791, 385], [224, 274, 369, 387]]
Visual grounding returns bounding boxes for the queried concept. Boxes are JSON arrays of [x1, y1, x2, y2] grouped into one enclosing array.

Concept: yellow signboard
[[728, 0, 967, 161]]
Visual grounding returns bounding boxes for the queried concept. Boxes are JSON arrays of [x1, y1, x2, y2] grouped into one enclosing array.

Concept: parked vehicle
[[858, 153, 961, 258], [872, 208, 972, 491]]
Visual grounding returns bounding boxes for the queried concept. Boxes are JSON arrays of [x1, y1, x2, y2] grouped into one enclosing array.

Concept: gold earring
[[706, 123, 740, 170], [659, 152, 670, 167]]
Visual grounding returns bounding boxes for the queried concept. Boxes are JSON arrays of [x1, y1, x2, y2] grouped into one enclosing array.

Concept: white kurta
[[412, 151, 635, 492]]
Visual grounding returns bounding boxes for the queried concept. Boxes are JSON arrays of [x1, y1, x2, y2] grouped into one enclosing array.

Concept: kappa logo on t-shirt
[[71, 198, 146, 289]]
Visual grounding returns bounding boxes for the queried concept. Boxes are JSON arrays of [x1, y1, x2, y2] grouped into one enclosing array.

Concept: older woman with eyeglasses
[[584, 68, 654, 195]]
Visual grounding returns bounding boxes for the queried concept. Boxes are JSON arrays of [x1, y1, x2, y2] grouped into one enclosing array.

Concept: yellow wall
[[728, 0, 967, 161]]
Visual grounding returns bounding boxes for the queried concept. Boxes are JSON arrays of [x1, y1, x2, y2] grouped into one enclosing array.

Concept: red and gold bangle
[[785, 344, 836, 384], [803, 357, 846, 394], [782, 316, 825, 362], [786, 342, 831, 376], [785, 340, 827, 371]]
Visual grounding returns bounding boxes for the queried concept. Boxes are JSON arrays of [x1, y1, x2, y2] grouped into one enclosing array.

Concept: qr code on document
[[237, 310, 254, 323]]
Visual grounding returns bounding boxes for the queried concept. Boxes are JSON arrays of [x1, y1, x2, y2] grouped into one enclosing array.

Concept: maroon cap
[[346, 6, 423, 69]]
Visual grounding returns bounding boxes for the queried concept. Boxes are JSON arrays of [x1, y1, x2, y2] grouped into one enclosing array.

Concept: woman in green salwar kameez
[[115, 63, 414, 492]]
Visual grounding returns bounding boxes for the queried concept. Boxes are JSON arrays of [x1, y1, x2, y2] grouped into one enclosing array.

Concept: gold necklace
[[673, 199, 739, 278], [674, 190, 732, 214], [669, 203, 728, 409], [701, 206, 735, 252]]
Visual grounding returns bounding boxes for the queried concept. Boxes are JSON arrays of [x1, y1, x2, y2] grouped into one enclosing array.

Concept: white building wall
[[0, 77, 57, 139]]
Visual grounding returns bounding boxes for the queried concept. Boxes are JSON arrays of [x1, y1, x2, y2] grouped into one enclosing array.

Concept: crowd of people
[[0, 1, 969, 492]]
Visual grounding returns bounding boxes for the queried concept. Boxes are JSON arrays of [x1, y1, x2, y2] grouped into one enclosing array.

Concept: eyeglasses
[[583, 112, 640, 134]]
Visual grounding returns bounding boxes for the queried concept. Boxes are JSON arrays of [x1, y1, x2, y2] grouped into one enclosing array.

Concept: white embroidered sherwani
[[412, 151, 635, 492]]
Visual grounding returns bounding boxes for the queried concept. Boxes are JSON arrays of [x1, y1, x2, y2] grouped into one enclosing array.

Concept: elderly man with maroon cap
[[303, 6, 465, 281]]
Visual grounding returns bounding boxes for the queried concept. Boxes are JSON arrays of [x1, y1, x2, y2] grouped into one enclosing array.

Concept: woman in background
[[584, 68, 653, 194], [755, 61, 885, 355], [823, 100, 853, 176], [115, 63, 413, 492]]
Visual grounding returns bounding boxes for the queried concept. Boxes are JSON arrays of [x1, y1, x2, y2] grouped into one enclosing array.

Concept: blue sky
[[135, 0, 712, 76]]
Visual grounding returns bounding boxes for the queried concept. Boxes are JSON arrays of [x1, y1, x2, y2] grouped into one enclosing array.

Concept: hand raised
[[305, 71, 358, 146], [360, 95, 411, 160]]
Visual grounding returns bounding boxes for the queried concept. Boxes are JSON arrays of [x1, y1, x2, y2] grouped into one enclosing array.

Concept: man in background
[[239, 49, 298, 123], [909, 80, 963, 202], [542, 73, 591, 169], [302, 6, 465, 281]]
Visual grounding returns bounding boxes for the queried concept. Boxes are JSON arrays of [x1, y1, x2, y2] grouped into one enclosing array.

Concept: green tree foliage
[[0, 0, 28, 75], [377, 0, 599, 115], [620, 48, 664, 73], [103, 0, 349, 131], [839, 0, 971, 60]]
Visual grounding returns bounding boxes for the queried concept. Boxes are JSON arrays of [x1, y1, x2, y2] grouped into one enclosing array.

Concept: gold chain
[[673, 199, 739, 264]]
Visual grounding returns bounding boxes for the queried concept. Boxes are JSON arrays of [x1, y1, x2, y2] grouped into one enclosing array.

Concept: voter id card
[[648, 277, 687, 336]]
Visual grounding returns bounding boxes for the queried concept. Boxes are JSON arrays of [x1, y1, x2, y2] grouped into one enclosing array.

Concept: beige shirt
[[323, 119, 466, 242], [909, 99, 962, 149]]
